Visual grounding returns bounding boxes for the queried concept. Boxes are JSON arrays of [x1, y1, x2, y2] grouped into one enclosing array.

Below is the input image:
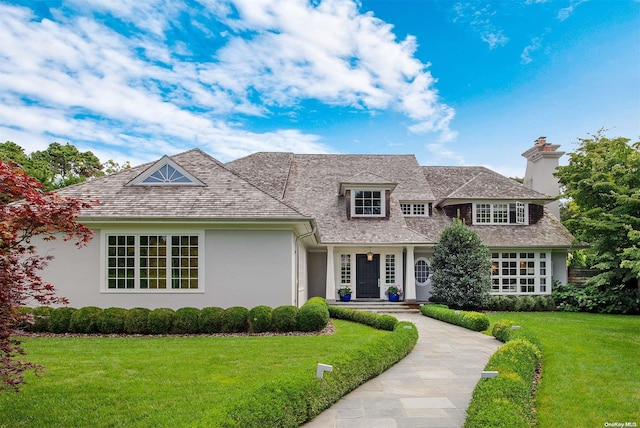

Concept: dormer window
[[474, 202, 527, 225], [352, 189, 384, 217], [401, 202, 428, 217]]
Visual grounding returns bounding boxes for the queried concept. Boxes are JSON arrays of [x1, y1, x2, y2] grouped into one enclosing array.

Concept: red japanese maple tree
[[0, 160, 95, 391]]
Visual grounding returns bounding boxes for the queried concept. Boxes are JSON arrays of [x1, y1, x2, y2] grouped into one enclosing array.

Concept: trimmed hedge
[[222, 320, 418, 427], [147, 308, 175, 335], [19, 301, 328, 335], [30, 306, 52, 332], [199, 307, 224, 333], [297, 297, 330, 332], [124, 308, 151, 334], [70, 306, 104, 334], [464, 320, 542, 428], [272, 306, 299, 332], [487, 295, 556, 312], [328, 306, 398, 331], [100, 307, 127, 334], [48, 307, 76, 333], [420, 304, 490, 332], [221, 307, 250, 333], [248, 306, 273, 333], [173, 307, 200, 334]]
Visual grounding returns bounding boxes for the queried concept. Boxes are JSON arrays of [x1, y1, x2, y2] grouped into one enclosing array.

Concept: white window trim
[[100, 230, 205, 293], [128, 156, 205, 187], [473, 202, 529, 225], [414, 257, 431, 286], [351, 188, 386, 218], [490, 251, 551, 295]]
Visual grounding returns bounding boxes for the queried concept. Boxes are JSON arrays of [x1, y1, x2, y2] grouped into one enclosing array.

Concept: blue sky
[[1, 0, 638, 177]]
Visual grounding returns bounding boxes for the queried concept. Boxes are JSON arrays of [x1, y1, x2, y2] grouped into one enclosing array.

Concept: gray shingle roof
[[55, 149, 307, 220], [423, 166, 553, 203]]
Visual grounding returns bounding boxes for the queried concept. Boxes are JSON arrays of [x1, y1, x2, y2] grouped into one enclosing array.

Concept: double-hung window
[[105, 232, 203, 291]]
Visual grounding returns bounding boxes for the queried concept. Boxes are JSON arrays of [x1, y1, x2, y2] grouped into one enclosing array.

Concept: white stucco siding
[[206, 229, 294, 309], [35, 227, 296, 310]]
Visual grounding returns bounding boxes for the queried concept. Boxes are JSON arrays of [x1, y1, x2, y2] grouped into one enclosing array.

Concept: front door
[[356, 254, 380, 298]]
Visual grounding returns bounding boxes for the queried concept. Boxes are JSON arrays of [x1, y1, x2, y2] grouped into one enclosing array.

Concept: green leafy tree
[[555, 132, 640, 290], [0, 142, 129, 190], [430, 219, 492, 309]]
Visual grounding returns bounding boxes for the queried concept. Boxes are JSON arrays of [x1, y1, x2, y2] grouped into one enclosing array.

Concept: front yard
[[485, 312, 639, 427], [0, 320, 391, 427]]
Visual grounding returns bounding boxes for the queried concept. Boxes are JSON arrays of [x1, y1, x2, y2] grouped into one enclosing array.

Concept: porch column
[[405, 245, 417, 302], [325, 245, 336, 301]]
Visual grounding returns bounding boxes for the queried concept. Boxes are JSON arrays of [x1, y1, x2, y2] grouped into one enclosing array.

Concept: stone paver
[[302, 312, 501, 428]]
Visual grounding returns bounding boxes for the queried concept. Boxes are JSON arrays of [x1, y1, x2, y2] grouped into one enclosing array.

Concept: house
[[38, 141, 574, 309]]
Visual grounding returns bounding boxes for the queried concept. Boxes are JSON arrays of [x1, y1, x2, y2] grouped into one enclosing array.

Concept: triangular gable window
[[129, 156, 205, 187]]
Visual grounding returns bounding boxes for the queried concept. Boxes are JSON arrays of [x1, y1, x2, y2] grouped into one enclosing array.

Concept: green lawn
[[0, 320, 389, 427], [485, 312, 640, 427]]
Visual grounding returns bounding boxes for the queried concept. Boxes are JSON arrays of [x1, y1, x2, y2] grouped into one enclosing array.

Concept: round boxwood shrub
[[147, 308, 175, 334], [199, 307, 224, 333], [297, 298, 329, 332], [248, 306, 273, 333], [100, 307, 128, 334], [272, 305, 299, 332], [221, 307, 249, 333], [30, 306, 53, 332], [124, 307, 151, 334], [374, 314, 398, 331], [492, 319, 518, 342], [70, 306, 104, 333], [49, 307, 77, 333], [172, 307, 200, 334]]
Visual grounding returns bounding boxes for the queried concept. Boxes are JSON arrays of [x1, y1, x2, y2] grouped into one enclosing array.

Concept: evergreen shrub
[[147, 308, 175, 334], [70, 306, 104, 333], [48, 307, 77, 333], [199, 307, 224, 333], [271, 306, 299, 332], [221, 307, 249, 333], [248, 306, 273, 333], [173, 307, 200, 334], [124, 308, 151, 334], [30, 306, 52, 332], [100, 307, 127, 334], [297, 298, 329, 332]]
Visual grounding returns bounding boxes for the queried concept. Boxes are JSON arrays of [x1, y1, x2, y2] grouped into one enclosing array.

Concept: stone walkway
[[301, 312, 501, 428]]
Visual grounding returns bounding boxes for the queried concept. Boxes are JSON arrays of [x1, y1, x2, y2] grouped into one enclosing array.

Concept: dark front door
[[356, 254, 380, 298]]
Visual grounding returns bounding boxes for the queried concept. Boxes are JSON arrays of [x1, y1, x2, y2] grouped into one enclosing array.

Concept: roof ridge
[[207, 151, 310, 218]]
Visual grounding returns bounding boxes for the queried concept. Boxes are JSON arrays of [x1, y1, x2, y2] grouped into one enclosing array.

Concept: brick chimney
[[521, 136, 565, 219]]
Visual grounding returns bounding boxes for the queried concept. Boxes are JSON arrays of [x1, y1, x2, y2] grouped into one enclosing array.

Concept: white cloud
[[521, 36, 543, 64], [452, 2, 509, 50], [0, 0, 456, 161], [558, 0, 588, 21]]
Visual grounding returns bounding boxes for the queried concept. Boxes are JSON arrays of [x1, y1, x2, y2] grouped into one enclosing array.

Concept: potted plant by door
[[385, 285, 403, 302], [338, 287, 352, 302]]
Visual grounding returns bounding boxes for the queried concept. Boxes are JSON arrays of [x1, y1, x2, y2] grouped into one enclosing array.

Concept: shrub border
[[464, 320, 542, 428], [222, 308, 418, 427], [420, 304, 490, 331]]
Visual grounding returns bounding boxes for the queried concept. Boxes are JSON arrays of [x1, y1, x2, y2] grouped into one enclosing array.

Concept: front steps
[[330, 300, 421, 314]]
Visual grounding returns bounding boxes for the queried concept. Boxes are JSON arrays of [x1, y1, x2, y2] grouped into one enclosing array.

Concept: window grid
[[476, 203, 527, 224], [354, 190, 382, 216], [340, 254, 351, 284], [490, 252, 550, 294], [107, 236, 135, 289], [413, 204, 425, 215], [106, 234, 200, 291], [400, 203, 411, 215], [171, 236, 199, 289], [143, 164, 191, 183], [385, 254, 395, 284], [415, 259, 430, 285]]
